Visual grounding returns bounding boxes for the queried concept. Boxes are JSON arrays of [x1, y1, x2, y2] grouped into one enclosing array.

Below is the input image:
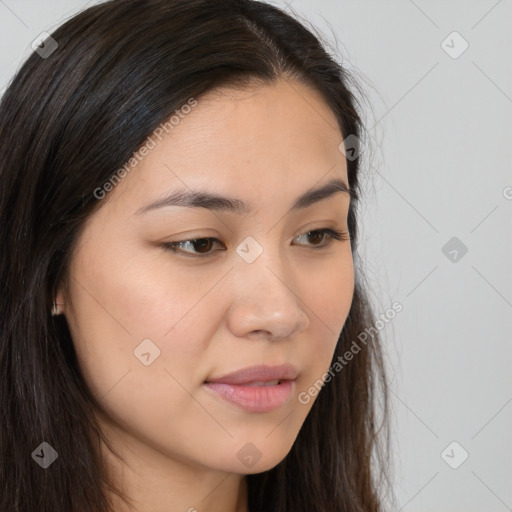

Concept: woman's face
[[58, 78, 354, 477]]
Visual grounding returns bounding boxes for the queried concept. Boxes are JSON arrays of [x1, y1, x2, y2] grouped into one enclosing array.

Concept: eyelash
[[161, 228, 349, 258]]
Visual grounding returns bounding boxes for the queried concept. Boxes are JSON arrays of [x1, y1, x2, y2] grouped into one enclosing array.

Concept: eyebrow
[[135, 177, 355, 216]]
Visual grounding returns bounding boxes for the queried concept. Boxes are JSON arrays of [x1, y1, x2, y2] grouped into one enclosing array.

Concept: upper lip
[[205, 364, 298, 385]]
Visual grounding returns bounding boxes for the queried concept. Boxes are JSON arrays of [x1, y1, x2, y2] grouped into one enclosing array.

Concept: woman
[[0, 0, 392, 510]]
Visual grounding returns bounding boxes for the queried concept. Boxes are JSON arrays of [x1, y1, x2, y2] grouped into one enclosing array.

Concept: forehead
[[103, 78, 349, 215]]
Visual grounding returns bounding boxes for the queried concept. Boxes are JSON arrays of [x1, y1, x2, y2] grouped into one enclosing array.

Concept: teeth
[[245, 380, 280, 386]]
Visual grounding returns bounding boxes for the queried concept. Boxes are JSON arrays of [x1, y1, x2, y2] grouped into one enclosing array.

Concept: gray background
[[1, 1, 511, 510]]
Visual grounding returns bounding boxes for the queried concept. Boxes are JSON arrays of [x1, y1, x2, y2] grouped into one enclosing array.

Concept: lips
[[205, 363, 299, 385], [203, 364, 298, 413]]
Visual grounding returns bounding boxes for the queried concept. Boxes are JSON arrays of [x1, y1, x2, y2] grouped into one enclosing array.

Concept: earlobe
[[51, 290, 66, 316], [51, 301, 61, 316]]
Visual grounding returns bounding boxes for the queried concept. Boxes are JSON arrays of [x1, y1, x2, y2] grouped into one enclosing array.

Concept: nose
[[226, 243, 310, 340]]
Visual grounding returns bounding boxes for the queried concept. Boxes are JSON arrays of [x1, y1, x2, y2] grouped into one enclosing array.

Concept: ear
[[54, 288, 66, 315]]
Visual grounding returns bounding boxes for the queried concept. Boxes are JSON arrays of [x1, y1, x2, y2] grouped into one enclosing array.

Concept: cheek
[[64, 250, 222, 459], [306, 249, 354, 334], [64, 239, 221, 408], [298, 250, 354, 381]]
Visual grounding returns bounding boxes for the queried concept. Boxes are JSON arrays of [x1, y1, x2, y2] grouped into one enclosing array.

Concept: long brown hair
[[0, 1, 393, 510]]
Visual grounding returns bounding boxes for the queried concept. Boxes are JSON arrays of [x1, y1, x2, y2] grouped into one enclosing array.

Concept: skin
[[56, 77, 354, 512]]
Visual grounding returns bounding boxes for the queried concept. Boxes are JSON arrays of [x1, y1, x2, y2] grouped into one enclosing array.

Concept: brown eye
[[162, 228, 348, 258], [162, 238, 225, 257], [191, 239, 215, 253], [293, 228, 348, 248], [306, 231, 326, 245]]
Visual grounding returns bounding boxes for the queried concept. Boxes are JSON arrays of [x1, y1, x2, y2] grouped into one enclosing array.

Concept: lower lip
[[203, 380, 294, 413]]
